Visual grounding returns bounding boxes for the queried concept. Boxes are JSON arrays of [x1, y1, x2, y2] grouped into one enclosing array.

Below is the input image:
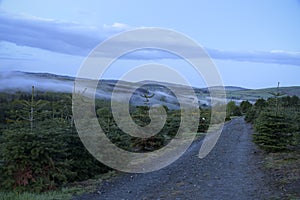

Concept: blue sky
[[0, 0, 300, 88]]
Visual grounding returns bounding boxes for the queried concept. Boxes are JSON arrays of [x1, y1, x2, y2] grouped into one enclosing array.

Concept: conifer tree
[[253, 82, 296, 152]]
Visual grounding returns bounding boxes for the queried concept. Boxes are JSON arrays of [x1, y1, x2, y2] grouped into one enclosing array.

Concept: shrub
[[245, 107, 257, 123], [1, 123, 72, 192], [253, 112, 295, 152], [130, 106, 167, 151], [226, 101, 241, 119], [0, 119, 109, 192], [240, 100, 252, 114], [254, 98, 267, 110], [198, 109, 210, 132]]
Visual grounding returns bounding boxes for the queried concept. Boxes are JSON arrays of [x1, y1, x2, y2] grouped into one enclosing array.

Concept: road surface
[[73, 117, 277, 200]]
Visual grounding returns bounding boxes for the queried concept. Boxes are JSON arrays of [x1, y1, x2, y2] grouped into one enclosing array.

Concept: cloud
[[103, 22, 130, 32], [0, 56, 33, 61], [0, 11, 300, 66], [90, 41, 300, 66], [0, 12, 129, 56], [206, 49, 300, 66]]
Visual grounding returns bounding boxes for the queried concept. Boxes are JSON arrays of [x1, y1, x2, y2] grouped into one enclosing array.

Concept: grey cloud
[[0, 56, 33, 61], [91, 41, 300, 66], [206, 49, 300, 66], [0, 12, 105, 56], [1, 12, 300, 66]]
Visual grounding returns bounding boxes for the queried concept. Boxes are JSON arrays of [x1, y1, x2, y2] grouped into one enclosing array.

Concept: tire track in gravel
[[73, 117, 278, 200]]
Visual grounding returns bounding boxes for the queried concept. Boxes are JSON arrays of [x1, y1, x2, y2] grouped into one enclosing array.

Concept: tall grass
[[0, 191, 72, 200]]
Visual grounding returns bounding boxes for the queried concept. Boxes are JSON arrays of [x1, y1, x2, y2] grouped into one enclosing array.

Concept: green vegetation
[[0, 170, 116, 200], [0, 190, 72, 200], [226, 101, 241, 120], [264, 150, 300, 199], [0, 89, 111, 193], [243, 84, 300, 198], [1, 83, 299, 198], [239, 100, 252, 114], [245, 84, 300, 152], [0, 87, 211, 194]]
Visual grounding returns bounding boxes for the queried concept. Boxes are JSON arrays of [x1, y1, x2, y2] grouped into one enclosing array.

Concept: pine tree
[[14, 86, 48, 131], [253, 112, 294, 152], [253, 83, 295, 152]]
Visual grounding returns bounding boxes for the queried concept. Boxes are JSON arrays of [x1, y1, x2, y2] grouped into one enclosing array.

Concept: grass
[[0, 170, 117, 200], [264, 149, 300, 199], [0, 191, 72, 200]]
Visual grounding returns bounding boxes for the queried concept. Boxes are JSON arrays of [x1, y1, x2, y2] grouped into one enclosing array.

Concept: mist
[[0, 71, 74, 93]]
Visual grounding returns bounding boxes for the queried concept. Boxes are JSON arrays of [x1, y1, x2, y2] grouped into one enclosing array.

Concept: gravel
[[73, 117, 278, 200]]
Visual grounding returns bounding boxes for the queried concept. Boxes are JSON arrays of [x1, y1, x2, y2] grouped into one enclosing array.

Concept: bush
[[130, 106, 170, 151], [240, 100, 252, 114], [1, 123, 72, 192], [64, 126, 110, 181], [0, 119, 109, 192], [253, 112, 295, 152], [226, 101, 241, 119], [245, 107, 257, 123], [246, 93, 300, 153]]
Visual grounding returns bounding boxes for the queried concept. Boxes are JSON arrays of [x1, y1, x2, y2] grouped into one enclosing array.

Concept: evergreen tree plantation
[[244, 85, 300, 152], [0, 87, 211, 192]]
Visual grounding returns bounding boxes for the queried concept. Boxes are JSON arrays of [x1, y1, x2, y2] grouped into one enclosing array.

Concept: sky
[[0, 0, 300, 89]]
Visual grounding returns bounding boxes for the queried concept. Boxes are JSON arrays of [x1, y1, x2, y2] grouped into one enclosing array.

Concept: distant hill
[[226, 86, 300, 102], [1, 71, 300, 107], [224, 86, 249, 91], [24, 71, 75, 81], [210, 86, 248, 91], [200, 86, 248, 94]]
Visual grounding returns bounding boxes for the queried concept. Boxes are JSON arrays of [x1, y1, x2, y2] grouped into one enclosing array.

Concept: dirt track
[[73, 117, 278, 200]]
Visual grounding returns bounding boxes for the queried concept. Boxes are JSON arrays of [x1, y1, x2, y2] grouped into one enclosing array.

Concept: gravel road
[[73, 117, 278, 200]]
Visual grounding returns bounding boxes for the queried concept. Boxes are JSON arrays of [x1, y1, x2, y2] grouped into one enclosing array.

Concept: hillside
[[1, 71, 300, 107], [226, 86, 300, 102]]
